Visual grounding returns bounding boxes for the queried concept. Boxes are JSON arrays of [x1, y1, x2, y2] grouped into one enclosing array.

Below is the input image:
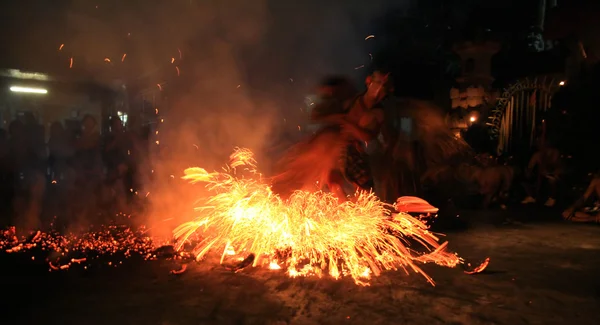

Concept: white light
[[10, 86, 48, 94], [559, 81, 565, 86], [469, 116, 476, 122]]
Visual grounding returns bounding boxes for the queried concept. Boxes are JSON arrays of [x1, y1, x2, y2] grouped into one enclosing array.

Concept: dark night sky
[[0, 1, 535, 83], [0, 0, 597, 99]]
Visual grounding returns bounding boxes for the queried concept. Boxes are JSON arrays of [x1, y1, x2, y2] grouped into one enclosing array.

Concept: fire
[[174, 148, 461, 285]]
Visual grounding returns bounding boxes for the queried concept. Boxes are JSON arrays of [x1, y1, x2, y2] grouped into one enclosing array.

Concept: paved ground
[[1, 211, 600, 325]]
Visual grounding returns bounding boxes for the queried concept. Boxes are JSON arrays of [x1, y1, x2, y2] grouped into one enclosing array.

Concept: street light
[[9, 86, 48, 94]]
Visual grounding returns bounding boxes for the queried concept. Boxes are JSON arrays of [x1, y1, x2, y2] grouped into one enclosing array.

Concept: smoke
[[3, 0, 411, 236]]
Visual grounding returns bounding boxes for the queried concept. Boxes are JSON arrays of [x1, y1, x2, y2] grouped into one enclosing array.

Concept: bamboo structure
[[487, 77, 559, 155]]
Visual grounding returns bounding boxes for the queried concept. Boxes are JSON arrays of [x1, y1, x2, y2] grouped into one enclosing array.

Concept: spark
[[175, 148, 462, 285], [104, 58, 111, 63], [178, 48, 182, 59], [365, 35, 375, 40], [176, 66, 180, 76], [121, 53, 127, 62], [58, 44, 64, 51], [354, 65, 365, 70], [171, 57, 175, 64], [157, 84, 162, 91], [69, 57, 73, 68]]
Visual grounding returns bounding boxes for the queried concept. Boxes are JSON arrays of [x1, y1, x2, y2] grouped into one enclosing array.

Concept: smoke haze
[[1, 0, 410, 237]]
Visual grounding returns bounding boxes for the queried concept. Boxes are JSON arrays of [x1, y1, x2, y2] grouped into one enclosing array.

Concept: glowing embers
[[174, 148, 461, 286]]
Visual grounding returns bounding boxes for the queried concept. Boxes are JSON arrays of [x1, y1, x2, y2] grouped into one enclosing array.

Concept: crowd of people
[[0, 114, 152, 231]]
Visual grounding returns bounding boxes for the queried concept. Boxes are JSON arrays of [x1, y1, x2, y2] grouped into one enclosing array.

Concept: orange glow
[[174, 148, 461, 285], [464, 257, 490, 274], [1, 225, 157, 271]]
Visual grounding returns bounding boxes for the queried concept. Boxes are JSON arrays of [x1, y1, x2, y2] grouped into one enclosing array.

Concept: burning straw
[[174, 148, 461, 285]]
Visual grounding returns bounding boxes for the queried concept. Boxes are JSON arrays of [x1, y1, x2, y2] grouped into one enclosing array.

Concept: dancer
[[271, 71, 393, 200]]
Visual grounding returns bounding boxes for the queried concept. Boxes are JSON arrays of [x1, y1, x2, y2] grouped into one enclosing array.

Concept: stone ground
[[1, 208, 599, 325]]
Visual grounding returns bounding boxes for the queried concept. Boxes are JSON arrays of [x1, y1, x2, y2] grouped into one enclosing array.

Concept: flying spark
[[58, 44, 64, 51], [175, 148, 462, 285], [365, 35, 375, 40], [121, 53, 127, 62]]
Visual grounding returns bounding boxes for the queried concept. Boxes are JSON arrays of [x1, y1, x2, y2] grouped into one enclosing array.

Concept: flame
[[174, 148, 460, 285]]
